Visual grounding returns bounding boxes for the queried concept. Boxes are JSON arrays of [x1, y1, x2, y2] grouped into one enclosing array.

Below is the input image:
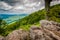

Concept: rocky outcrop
[[40, 20, 60, 31], [29, 20, 60, 40], [3, 20, 60, 40], [5, 29, 29, 40], [30, 26, 45, 40], [0, 36, 4, 40], [40, 20, 60, 40]]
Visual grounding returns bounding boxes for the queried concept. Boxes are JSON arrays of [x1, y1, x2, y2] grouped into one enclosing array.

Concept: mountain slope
[[20, 4, 60, 25], [1, 4, 60, 36]]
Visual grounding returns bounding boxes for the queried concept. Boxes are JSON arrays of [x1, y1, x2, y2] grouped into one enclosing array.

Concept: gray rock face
[[40, 20, 60, 31], [5, 29, 29, 40], [0, 36, 4, 40], [3, 20, 60, 40], [30, 26, 45, 40], [40, 20, 60, 40]]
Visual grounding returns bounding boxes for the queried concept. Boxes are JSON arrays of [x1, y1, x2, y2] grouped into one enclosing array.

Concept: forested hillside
[[0, 4, 60, 36], [20, 4, 60, 25]]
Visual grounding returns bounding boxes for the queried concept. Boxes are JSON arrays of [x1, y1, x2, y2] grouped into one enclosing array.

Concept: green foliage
[[48, 4, 60, 22], [0, 18, 2, 25], [0, 4, 60, 36], [0, 18, 7, 36], [3, 21, 20, 36], [20, 10, 46, 25], [6, 21, 20, 31], [0, 18, 20, 36], [20, 4, 60, 25]]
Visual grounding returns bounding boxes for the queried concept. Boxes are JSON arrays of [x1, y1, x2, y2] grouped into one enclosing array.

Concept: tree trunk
[[45, 0, 52, 20]]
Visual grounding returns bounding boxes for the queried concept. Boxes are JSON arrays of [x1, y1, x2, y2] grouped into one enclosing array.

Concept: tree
[[0, 18, 7, 35], [0, 18, 3, 25], [44, 0, 52, 19]]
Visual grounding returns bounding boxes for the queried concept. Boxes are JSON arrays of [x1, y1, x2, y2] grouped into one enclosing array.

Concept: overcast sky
[[0, 0, 60, 14]]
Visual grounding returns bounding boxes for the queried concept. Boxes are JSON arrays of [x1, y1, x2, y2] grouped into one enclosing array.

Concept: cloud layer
[[0, 0, 60, 14]]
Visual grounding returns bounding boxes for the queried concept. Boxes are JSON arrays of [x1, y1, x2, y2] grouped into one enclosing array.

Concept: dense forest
[[0, 4, 60, 36]]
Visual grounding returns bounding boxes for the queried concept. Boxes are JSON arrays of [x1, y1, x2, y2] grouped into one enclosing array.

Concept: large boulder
[[30, 25, 45, 40], [29, 25, 55, 40], [40, 20, 60, 40], [5, 29, 29, 40], [40, 20, 60, 31], [0, 36, 4, 40]]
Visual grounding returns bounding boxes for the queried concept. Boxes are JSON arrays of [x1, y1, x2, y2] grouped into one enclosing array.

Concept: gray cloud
[[0, 0, 60, 14], [0, 0, 24, 6]]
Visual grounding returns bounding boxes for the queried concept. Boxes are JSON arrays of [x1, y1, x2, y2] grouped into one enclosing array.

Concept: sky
[[0, 0, 60, 14]]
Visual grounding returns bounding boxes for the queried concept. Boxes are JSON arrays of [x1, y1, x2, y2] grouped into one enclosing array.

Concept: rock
[[0, 36, 4, 40], [30, 26, 45, 40], [30, 25, 56, 40], [40, 20, 60, 40], [4, 20, 60, 40], [40, 20, 60, 31], [43, 28, 60, 40], [5, 29, 29, 40]]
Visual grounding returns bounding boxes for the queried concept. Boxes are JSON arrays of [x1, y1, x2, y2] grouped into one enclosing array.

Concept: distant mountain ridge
[[0, 14, 28, 19], [0, 14, 28, 24]]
